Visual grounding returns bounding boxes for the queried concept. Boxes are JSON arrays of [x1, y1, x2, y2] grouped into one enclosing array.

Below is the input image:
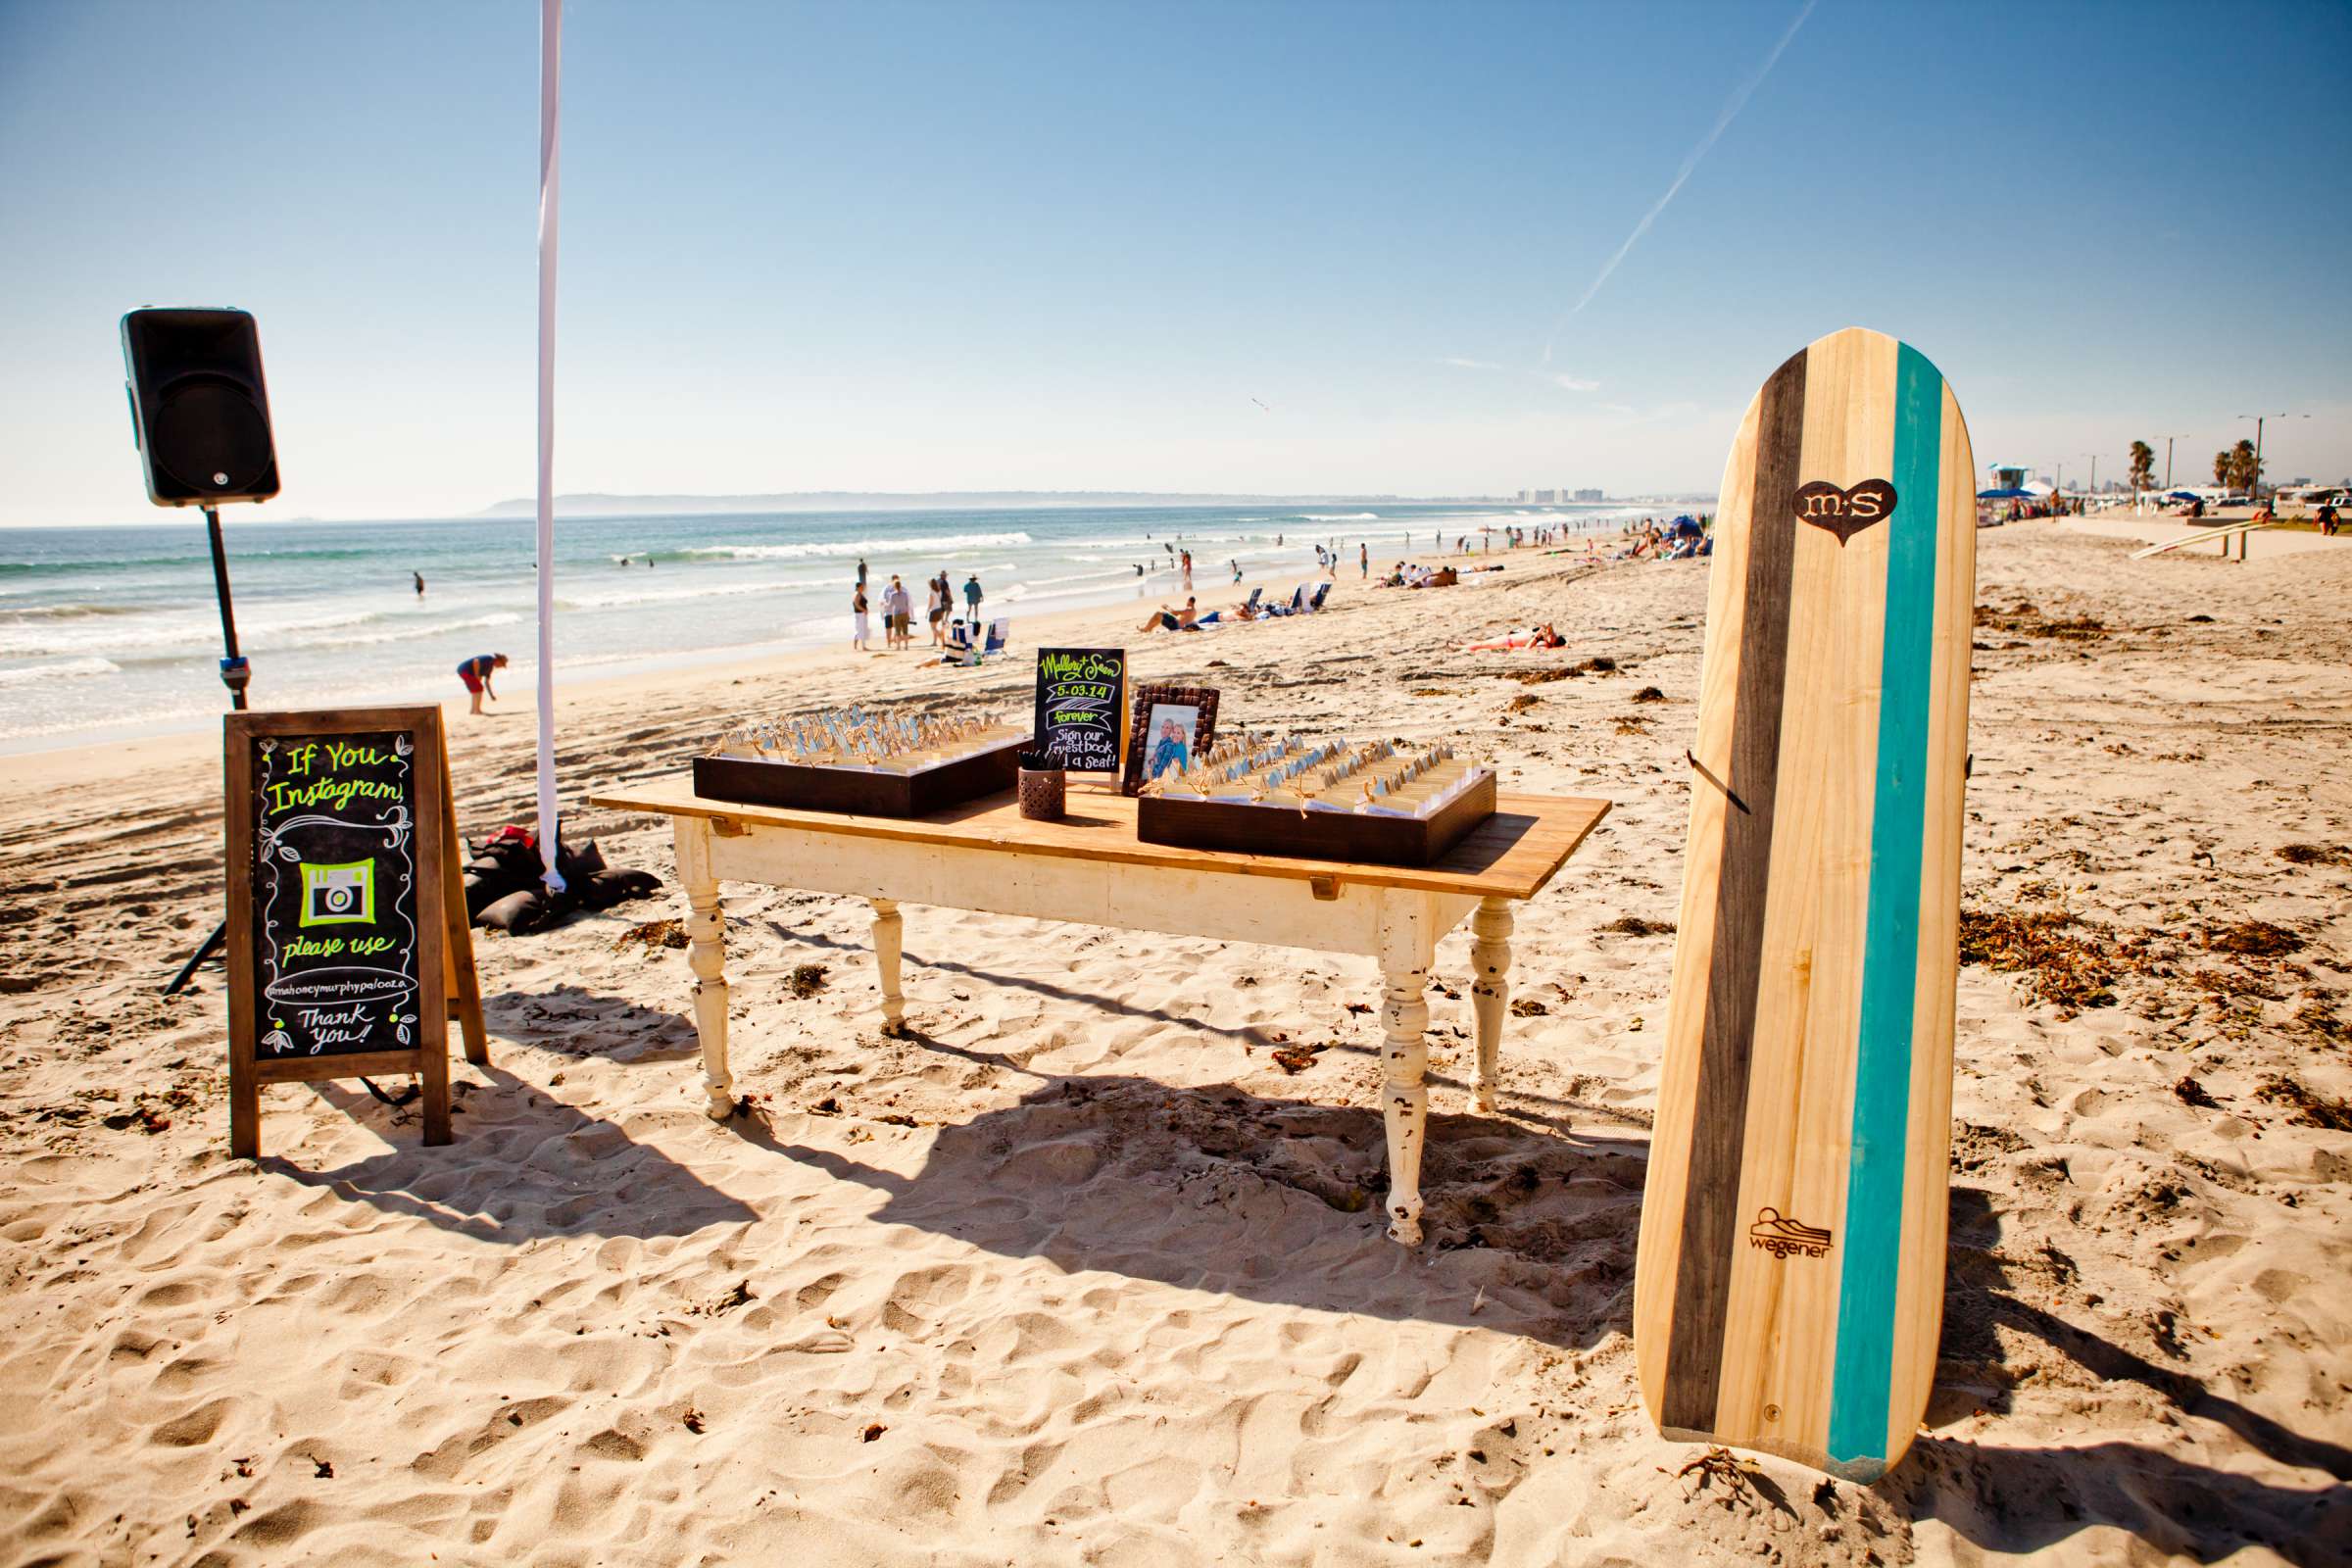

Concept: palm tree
[[2128, 441, 2155, 492], [2214, 450, 2232, 486], [2226, 439, 2260, 493]]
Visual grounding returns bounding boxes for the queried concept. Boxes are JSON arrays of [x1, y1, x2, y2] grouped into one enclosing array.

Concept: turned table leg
[[1377, 896, 1437, 1246], [675, 817, 736, 1119], [870, 897, 906, 1036], [1469, 897, 1514, 1113]]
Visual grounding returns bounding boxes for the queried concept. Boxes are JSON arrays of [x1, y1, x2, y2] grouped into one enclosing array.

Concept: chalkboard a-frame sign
[[224, 707, 485, 1158], [1031, 648, 1129, 774]]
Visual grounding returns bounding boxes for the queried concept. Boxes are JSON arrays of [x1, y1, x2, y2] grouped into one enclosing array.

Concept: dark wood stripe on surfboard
[[1659, 345, 1808, 1431]]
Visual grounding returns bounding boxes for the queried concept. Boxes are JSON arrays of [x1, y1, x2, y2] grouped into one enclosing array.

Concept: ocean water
[[0, 501, 1644, 752]]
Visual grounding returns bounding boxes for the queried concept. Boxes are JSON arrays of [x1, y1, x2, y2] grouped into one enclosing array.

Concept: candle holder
[[1016, 751, 1066, 821]]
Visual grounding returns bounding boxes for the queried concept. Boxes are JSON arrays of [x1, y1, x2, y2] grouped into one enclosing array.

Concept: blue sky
[[2, 0, 2347, 524]]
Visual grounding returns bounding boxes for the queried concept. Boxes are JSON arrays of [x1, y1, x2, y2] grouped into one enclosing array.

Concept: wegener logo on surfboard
[[1792, 479, 1897, 544], [1748, 1207, 1835, 1260]]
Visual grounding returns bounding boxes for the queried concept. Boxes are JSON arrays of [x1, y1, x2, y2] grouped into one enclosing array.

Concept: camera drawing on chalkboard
[[300, 859, 376, 927]]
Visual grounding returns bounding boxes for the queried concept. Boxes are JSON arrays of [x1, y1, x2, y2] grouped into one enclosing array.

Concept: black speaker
[[121, 308, 280, 507]]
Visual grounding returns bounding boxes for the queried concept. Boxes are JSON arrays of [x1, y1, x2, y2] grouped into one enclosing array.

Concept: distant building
[[1573, 487, 1603, 503]]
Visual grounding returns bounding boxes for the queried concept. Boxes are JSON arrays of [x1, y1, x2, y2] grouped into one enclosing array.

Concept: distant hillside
[[473, 490, 1444, 518]]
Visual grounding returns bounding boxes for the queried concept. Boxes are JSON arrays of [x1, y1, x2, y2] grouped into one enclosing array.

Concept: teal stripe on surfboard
[[1827, 343, 1944, 1469]]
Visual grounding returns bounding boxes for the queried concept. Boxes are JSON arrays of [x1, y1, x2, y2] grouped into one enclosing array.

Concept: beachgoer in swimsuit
[[457, 652, 508, 715]]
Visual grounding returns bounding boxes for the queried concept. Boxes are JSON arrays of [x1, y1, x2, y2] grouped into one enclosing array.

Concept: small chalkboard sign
[[1032, 648, 1129, 774], [224, 707, 485, 1158]]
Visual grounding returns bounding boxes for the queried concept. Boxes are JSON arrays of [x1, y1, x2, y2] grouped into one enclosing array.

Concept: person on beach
[[1140, 596, 1204, 632], [457, 652, 508, 715], [885, 574, 910, 650], [852, 582, 870, 651], [413, 570, 425, 598], [857, 557, 868, 587], [1359, 543, 1368, 578], [927, 572, 949, 645], [963, 573, 983, 626]]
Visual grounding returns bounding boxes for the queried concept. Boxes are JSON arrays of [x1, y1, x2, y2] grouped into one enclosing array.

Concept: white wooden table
[[586, 776, 1610, 1244]]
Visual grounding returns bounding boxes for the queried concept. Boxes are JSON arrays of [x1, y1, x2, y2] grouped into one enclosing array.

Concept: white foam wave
[[0, 602, 142, 622], [557, 578, 797, 611], [313, 611, 524, 650], [0, 656, 121, 687], [1301, 513, 1378, 521], [680, 530, 1033, 562]]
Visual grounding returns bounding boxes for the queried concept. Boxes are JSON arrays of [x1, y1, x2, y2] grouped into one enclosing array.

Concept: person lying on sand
[[1140, 597, 1202, 632], [1460, 623, 1564, 653]]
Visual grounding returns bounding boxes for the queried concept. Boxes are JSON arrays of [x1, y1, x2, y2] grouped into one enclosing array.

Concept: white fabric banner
[[534, 0, 564, 892]]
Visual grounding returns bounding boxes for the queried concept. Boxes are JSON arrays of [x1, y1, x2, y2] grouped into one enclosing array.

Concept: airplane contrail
[[1544, 0, 1818, 363]]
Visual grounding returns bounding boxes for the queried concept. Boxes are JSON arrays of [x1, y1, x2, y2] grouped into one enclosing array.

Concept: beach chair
[[981, 618, 1010, 660], [1304, 582, 1333, 612], [1244, 585, 1264, 613], [1266, 584, 1308, 616], [945, 618, 974, 654]]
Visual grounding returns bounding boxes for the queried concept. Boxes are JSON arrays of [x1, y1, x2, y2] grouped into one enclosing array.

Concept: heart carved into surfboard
[[1792, 478, 1897, 544]]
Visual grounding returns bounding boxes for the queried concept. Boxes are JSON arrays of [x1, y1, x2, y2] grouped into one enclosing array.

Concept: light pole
[[2235, 413, 2308, 502], [2161, 433, 2190, 491]]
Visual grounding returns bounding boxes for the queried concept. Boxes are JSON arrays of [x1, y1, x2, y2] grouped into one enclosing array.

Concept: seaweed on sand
[[1957, 905, 2151, 1016]]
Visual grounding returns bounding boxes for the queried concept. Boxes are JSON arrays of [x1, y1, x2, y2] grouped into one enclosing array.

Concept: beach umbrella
[[1976, 487, 2032, 500], [533, 0, 564, 894]]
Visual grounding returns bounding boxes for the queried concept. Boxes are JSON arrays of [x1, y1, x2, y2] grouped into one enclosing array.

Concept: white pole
[[534, 0, 565, 893]]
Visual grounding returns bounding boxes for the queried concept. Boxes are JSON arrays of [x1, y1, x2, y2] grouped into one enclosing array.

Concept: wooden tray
[[1136, 770, 1496, 866], [692, 736, 1026, 817]]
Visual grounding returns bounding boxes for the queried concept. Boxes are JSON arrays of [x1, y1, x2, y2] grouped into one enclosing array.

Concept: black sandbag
[[464, 871, 506, 920], [579, 868, 662, 910], [558, 838, 608, 880], [476, 888, 552, 934]]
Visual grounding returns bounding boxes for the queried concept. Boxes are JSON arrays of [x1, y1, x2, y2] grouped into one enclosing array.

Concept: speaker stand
[[163, 505, 251, 996]]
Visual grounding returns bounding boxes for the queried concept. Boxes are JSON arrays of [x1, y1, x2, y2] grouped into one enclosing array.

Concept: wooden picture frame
[[223, 706, 485, 1159], [1121, 684, 1219, 796]]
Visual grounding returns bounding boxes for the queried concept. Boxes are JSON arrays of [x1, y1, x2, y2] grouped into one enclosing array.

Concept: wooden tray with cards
[[1135, 736, 1496, 866], [691, 707, 1027, 817]]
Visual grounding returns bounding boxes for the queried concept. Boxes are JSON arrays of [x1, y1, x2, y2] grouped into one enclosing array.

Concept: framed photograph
[[1122, 684, 1219, 796]]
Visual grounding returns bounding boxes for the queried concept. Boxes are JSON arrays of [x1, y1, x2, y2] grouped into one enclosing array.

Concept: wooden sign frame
[[1032, 647, 1131, 776], [223, 706, 486, 1158]]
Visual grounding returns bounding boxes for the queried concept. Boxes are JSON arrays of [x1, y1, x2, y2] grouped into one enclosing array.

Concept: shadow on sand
[[720, 1021, 2349, 1563], [276, 1061, 755, 1245]]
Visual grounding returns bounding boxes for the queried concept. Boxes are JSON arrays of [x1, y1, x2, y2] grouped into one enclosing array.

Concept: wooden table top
[[587, 774, 1611, 901]]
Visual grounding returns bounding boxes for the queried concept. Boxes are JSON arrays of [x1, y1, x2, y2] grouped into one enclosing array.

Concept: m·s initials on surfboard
[[1792, 479, 1898, 544], [1634, 325, 1976, 1485]]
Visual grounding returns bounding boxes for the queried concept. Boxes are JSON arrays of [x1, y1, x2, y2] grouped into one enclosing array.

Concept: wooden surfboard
[[1635, 326, 1976, 1483]]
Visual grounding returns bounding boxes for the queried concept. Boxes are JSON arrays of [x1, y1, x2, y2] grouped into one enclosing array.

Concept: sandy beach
[[3, 521, 2348, 1565]]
